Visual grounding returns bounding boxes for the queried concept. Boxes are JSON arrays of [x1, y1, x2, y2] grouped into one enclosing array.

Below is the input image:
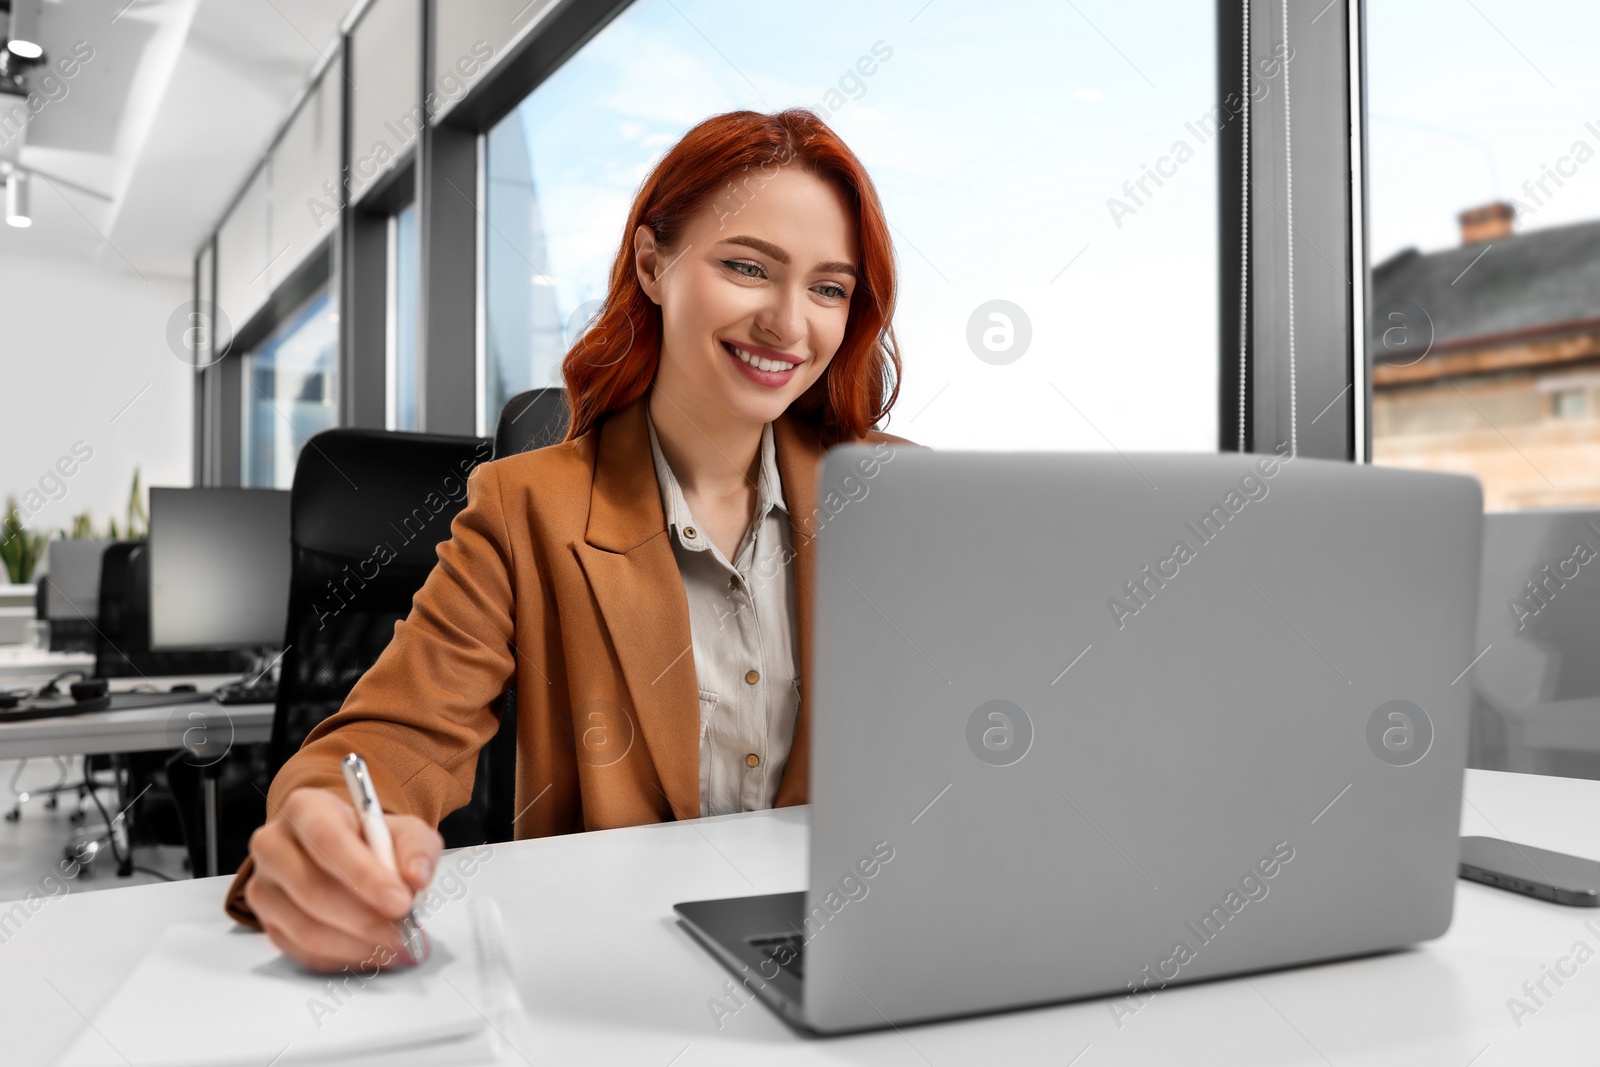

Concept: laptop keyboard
[[747, 934, 805, 980]]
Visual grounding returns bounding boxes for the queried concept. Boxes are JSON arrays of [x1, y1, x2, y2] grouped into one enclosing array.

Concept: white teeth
[[729, 343, 795, 373]]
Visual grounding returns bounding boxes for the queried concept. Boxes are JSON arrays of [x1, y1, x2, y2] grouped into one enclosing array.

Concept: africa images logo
[[1366, 699, 1432, 767], [966, 699, 1033, 767]]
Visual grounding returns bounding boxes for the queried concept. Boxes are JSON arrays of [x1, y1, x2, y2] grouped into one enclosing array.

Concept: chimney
[[1458, 201, 1515, 244]]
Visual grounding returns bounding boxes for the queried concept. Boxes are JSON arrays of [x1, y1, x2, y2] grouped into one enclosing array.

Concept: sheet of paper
[[57, 895, 528, 1067]]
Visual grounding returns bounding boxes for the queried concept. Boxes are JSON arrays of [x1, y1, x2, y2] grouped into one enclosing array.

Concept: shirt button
[[683, 526, 697, 539], [728, 575, 740, 590], [745, 669, 760, 685], [745, 753, 761, 768]]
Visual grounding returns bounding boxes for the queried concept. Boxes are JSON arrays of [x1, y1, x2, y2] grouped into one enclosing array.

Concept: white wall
[[0, 248, 192, 553]]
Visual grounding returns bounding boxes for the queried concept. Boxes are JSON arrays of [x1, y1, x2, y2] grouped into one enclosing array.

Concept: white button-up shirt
[[645, 407, 801, 818]]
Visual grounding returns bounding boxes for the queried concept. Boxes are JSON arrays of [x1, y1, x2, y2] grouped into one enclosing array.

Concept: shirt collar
[[645, 403, 788, 554]]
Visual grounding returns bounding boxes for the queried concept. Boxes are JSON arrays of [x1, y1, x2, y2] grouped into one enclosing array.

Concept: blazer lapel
[[772, 412, 828, 807], [572, 398, 700, 822]]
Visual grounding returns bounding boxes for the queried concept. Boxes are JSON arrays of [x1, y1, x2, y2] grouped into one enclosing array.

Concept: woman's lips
[[723, 340, 802, 388]]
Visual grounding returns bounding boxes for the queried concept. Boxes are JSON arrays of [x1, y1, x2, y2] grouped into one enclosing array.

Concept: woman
[[226, 108, 916, 971]]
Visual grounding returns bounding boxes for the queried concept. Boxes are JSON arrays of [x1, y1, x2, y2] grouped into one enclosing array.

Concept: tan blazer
[[225, 395, 916, 923]]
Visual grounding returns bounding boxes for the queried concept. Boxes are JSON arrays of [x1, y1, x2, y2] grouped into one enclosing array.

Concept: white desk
[[3, 768, 1598, 1066], [0, 697, 273, 762], [0, 647, 94, 684], [0, 677, 273, 761]]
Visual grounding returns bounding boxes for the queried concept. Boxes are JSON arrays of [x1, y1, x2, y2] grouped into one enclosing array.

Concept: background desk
[[4, 769, 1598, 1065], [0, 647, 95, 684], [0, 676, 272, 761]]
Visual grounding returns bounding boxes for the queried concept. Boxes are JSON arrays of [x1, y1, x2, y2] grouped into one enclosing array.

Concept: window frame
[[1221, 0, 1371, 462]]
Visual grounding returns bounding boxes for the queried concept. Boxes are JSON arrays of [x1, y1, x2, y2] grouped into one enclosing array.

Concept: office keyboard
[[111, 691, 215, 710], [213, 682, 278, 706], [747, 934, 806, 980]]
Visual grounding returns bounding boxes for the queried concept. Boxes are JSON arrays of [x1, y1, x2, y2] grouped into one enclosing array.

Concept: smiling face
[[634, 165, 861, 429]]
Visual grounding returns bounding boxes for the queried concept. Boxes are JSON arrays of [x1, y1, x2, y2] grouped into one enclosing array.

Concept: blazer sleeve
[[224, 460, 520, 926]]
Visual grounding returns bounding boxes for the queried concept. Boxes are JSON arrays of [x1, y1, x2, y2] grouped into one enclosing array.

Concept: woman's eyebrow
[[722, 234, 858, 279]]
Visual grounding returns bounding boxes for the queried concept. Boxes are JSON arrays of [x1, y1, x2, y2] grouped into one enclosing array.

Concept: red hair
[[560, 109, 901, 443]]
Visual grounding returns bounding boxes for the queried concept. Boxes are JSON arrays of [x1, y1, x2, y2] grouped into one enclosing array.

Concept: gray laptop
[[675, 447, 1483, 1034]]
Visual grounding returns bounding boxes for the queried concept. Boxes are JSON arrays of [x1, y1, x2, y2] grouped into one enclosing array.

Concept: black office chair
[[92, 542, 140, 677], [263, 428, 516, 851], [494, 387, 570, 458]]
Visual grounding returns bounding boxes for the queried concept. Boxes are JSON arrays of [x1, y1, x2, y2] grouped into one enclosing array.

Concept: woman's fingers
[[279, 789, 414, 918], [387, 814, 444, 891], [253, 826, 409, 956], [247, 787, 438, 971]]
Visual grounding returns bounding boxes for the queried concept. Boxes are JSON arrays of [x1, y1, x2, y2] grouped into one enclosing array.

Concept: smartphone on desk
[[1460, 836, 1600, 906]]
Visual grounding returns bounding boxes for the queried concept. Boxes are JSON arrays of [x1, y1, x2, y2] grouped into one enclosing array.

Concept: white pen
[[341, 752, 430, 964]]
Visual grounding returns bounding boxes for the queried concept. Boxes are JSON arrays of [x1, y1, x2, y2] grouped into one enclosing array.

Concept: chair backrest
[[92, 542, 139, 675], [94, 542, 249, 679], [494, 388, 570, 459], [270, 428, 495, 774]]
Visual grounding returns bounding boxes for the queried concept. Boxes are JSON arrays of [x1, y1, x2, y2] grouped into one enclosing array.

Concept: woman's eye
[[816, 282, 848, 300], [723, 259, 764, 278]]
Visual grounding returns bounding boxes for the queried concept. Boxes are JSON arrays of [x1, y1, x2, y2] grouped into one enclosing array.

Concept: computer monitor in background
[[45, 539, 114, 651], [1471, 508, 1600, 780], [147, 488, 292, 656]]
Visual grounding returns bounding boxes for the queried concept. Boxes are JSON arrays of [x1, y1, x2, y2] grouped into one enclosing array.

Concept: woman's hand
[[244, 787, 443, 972]]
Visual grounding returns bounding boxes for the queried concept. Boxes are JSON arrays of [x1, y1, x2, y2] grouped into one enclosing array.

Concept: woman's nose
[[753, 287, 805, 348]]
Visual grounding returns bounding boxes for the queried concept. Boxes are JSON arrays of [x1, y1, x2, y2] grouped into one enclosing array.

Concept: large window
[[481, 0, 1217, 450], [1367, 0, 1600, 510], [242, 288, 340, 488]]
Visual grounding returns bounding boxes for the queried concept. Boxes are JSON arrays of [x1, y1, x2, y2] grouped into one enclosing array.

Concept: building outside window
[[1551, 387, 1588, 420]]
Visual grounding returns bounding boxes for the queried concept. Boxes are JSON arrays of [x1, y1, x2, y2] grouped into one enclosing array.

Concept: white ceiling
[[0, 0, 360, 279]]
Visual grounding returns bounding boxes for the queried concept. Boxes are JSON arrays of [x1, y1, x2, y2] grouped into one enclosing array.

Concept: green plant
[[123, 467, 148, 541], [0, 497, 48, 584], [58, 467, 149, 543]]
